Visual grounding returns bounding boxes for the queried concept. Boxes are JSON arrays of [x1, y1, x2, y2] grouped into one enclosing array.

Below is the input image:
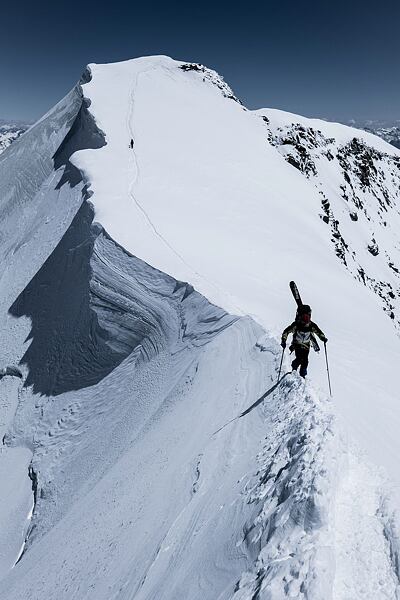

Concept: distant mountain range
[[344, 118, 400, 149], [0, 120, 29, 154]]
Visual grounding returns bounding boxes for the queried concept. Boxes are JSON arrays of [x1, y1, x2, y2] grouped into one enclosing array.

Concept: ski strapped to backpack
[[289, 280, 302, 308]]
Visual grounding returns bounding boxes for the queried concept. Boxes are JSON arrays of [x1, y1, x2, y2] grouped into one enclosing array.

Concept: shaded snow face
[[0, 85, 86, 315], [10, 199, 234, 396], [4, 209, 236, 545], [9, 202, 114, 396]]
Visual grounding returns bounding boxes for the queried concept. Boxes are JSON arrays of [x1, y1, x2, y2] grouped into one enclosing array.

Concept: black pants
[[291, 346, 309, 377]]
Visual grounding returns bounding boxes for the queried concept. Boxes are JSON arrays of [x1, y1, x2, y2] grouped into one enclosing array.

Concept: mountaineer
[[281, 304, 327, 378]]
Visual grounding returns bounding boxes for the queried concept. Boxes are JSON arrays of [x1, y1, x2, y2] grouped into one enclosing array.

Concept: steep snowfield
[[0, 56, 400, 598]]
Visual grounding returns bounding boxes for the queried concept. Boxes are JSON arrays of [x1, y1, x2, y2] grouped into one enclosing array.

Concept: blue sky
[[2, 0, 399, 122]]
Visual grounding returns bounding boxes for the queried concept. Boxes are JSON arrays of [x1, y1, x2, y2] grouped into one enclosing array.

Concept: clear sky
[[1, 0, 399, 122]]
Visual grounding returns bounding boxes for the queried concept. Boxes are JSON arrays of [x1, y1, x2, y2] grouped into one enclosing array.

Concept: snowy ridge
[[232, 375, 337, 599], [179, 62, 243, 104], [0, 55, 400, 598]]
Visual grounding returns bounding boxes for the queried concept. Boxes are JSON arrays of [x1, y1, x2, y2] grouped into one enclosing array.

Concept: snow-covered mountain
[[367, 125, 400, 150], [345, 118, 400, 150], [0, 120, 29, 154], [1, 56, 400, 599], [259, 110, 400, 326]]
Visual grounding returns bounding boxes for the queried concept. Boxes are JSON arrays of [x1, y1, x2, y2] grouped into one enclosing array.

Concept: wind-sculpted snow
[[10, 199, 234, 396], [231, 376, 336, 599], [2, 205, 236, 551], [9, 201, 119, 395], [0, 73, 104, 317], [0, 70, 110, 579], [1, 278, 285, 599], [0, 318, 347, 600]]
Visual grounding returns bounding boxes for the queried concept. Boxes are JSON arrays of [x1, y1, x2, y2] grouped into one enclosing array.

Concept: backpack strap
[[310, 334, 320, 352]]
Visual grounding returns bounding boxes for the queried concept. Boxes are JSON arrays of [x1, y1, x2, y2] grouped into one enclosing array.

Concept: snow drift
[[0, 56, 400, 599]]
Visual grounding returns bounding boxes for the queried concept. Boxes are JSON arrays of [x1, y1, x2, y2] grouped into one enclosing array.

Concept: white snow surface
[[74, 56, 400, 480], [0, 55, 400, 599]]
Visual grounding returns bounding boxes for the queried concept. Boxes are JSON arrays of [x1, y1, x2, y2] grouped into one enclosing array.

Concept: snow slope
[[0, 56, 400, 598], [74, 56, 400, 480]]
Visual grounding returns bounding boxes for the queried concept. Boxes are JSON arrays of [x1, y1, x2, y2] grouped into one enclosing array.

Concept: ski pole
[[278, 346, 285, 381], [324, 342, 332, 397]]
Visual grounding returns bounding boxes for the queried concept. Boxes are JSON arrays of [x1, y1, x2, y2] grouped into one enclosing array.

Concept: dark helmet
[[297, 304, 311, 324]]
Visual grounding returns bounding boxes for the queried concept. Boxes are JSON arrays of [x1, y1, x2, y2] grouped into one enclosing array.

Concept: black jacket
[[281, 320, 327, 349]]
